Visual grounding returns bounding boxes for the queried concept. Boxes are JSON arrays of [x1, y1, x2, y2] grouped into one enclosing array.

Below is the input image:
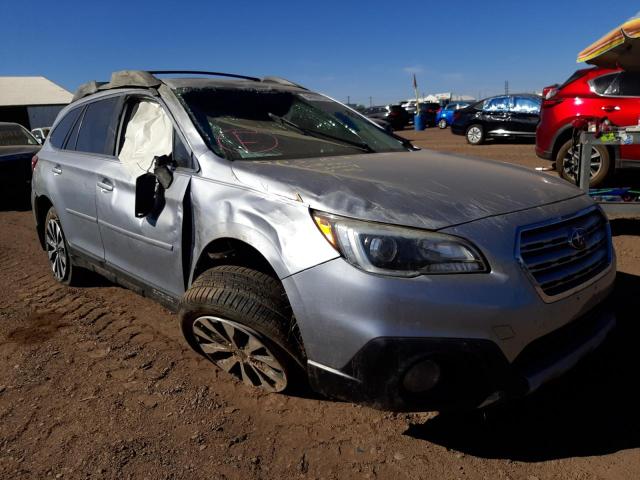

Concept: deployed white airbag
[[119, 101, 173, 179]]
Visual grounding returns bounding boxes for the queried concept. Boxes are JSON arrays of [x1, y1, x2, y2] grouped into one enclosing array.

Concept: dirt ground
[[1, 128, 640, 480]]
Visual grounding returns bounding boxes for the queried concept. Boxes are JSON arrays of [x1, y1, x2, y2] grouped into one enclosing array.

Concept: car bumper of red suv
[[535, 145, 553, 160]]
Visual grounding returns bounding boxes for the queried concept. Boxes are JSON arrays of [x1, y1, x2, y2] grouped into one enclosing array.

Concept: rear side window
[[49, 107, 82, 149], [591, 73, 619, 96], [510, 96, 541, 113], [75, 97, 120, 155]]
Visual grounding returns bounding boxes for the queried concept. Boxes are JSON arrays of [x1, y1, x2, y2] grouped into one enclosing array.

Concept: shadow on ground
[[405, 271, 640, 462]]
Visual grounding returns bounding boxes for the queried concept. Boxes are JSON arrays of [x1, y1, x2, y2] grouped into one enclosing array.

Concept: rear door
[[480, 96, 510, 133], [42, 98, 122, 260], [592, 71, 640, 162], [95, 95, 193, 298], [508, 96, 541, 134]]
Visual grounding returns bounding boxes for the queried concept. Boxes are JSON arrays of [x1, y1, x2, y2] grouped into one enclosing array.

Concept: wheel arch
[[34, 194, 54, 250], [190, 234, 285, 286], [552, 123, 618, 169]]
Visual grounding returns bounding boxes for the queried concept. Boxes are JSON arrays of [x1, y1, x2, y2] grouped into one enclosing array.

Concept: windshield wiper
[[268, 113, 374, 153]]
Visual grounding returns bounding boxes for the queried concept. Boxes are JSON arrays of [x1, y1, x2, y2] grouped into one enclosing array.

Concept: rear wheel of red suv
[[556, 140, 610, 187]]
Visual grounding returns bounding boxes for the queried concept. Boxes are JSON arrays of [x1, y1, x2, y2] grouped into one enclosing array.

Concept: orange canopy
[[578, 13, 640, 70]]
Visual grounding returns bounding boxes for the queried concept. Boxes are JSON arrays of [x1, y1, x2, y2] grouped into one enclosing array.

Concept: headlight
[[312, 211, 488, 276]]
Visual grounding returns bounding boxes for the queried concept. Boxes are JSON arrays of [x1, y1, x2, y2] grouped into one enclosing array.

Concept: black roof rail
[[149, 70, 261, 82]]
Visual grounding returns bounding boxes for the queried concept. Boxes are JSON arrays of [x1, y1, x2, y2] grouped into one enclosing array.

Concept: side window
[[173, 132, 192, 169], [49, 107, 82, 149], [618, 72, 640, 96], [75, 97, 120, 155], [510, 97, 541, 114], [591, 73, 620, 96], [483, 96, 509, 112]]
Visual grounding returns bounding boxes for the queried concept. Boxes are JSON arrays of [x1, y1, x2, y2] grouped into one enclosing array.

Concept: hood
[[0, 145, 40, 160], [231, 150, 583, 230]]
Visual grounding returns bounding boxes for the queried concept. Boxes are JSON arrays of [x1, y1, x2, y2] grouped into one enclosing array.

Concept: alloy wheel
[[562, 146, 602, 180], [192, 316, 287, 392], [467, 126, 482, 144], [45, 218, 67, 281]]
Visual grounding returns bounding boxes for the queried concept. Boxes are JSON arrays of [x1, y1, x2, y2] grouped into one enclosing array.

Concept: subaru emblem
[[568, 228, 587, 250]]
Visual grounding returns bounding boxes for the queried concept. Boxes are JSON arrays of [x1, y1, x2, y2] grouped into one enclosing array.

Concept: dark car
[[536, 67, 640, 186], [451, 94, 542, 145], [363, 105, 410, 131], [417, 102, 441, 128], [0, 122, 40, 198]]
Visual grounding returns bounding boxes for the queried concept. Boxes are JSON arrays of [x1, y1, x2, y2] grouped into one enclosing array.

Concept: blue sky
[[1, 1, 634, 105]]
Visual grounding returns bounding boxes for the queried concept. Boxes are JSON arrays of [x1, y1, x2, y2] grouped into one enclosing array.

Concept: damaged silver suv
[[32, 70, 616, 411]]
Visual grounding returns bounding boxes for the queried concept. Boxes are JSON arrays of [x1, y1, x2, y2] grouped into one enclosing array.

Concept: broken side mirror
[[154, 154, 174, 189], [135, 173, 157, 218]]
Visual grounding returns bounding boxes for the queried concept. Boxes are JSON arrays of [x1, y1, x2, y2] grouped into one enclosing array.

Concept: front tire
[[180, 266, 304, 393], [466, 124, 484, 145], [438, 119, 448, 129], [556, 139, 610, 187]]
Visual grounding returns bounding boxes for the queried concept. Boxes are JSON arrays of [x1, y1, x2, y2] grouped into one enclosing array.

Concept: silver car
[[31, 70, 616, 411]]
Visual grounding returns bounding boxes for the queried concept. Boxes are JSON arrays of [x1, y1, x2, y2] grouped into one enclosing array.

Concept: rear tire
[[179, 266, 305, 393], [466, 124, 484, 145], [556, 139, 610, 187], [438, 119, 448, 129], [44, 207, 82, 286]]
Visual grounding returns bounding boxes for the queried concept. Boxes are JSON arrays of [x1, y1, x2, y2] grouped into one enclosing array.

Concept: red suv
[[536, 67, 640, 186]]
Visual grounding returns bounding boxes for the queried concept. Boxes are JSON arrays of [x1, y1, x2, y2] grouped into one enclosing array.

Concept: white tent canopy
[[0, 76, 72, 107]]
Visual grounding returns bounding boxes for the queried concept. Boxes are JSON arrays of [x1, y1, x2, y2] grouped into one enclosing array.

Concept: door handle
[[601, 105, 620, 112], [52, 165, 62, 175], [97, 180, 114, 192]]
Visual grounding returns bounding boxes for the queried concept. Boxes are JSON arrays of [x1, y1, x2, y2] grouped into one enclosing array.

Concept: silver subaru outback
[[31, 70, 616, 411]]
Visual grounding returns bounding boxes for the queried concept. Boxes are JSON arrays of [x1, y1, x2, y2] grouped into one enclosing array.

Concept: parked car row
[[362, 102, 443, 131], [441, 66, 640, 187]]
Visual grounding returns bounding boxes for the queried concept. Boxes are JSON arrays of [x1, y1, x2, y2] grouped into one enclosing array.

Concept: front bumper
[[306, 299, 614, 411], [283, 196, 616, 410]]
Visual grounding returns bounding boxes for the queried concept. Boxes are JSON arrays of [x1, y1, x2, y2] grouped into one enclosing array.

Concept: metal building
[[0, 76, 72, 129]]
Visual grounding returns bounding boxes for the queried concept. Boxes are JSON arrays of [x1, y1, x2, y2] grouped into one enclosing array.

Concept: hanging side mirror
[[135, 173, 157, 218]]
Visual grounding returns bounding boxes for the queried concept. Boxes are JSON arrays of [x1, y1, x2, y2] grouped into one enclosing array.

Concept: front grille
[[518, 207, 611, 298]]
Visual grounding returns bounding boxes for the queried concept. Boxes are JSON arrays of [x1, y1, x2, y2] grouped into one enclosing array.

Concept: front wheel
[[180, 266, 305, 393], [556, 139, 610, 187], [466, 124, 484, 145], [438, 119, 448, 129]]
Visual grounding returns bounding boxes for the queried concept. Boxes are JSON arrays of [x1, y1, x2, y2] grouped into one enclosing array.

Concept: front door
[[95, 96, 193, 299]]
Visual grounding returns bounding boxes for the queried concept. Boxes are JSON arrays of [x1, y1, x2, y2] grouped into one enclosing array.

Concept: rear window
[[75, 97, 120, 155], [591, 73, 619, 95], [50, 108, 82, 149], [0, 124, 39, 146], [510, 96, 541, 113]]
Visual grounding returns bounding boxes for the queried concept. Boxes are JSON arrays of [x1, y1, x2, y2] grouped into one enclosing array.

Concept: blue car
[[436, 102, 471, 129]]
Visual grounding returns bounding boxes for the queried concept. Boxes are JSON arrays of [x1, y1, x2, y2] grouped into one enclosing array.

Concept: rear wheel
[[466, 124, 484, 145], [180, 266, 304, 393], [44, 207, 81, 285], [438, 119, 448, 129], [556, 139, 610, 187]]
